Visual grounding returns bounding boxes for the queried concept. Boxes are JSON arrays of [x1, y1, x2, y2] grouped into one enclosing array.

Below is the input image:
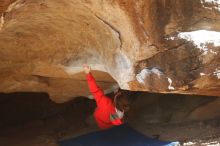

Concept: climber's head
[[114, 91, 130, 112]]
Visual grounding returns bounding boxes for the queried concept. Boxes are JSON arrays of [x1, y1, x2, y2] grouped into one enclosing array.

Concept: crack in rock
[[94, 14, 122, 50], [0, 14, 4, 31]]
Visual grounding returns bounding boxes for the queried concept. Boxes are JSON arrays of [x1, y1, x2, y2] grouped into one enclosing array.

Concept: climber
[[83, 64, 130, 129]]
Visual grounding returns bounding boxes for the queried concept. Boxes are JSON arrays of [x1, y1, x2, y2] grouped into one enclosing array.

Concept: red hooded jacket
[[86, 73, 123, 129]]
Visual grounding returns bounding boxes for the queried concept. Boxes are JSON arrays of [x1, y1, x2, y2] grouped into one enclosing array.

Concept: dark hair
[[114, 89, 132, 112]]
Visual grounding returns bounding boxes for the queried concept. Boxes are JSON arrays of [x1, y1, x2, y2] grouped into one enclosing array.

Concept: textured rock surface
[[127, 93, 220, 123], [0, 0, 219, 102]]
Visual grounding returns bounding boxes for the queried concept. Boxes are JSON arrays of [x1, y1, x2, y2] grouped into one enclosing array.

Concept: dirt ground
[[129, 119, 220, 146]]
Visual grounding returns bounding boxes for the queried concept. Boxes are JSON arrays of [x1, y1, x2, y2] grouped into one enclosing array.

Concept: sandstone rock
[[0, 0, 219, 102]]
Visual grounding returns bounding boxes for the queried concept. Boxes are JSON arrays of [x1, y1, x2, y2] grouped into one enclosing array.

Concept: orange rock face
[[0, 0, 219, 102]]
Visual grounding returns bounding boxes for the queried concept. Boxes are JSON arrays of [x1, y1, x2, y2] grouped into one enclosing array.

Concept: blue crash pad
[[58, 125, 179, 146]]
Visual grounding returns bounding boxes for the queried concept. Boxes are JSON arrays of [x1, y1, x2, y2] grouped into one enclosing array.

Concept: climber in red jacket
[[83, 64, 130, 129]]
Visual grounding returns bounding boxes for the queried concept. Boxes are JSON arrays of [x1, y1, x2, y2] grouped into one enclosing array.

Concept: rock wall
[[127, 92, 220, 123], [1, 92, 219, 127], [0, 92, 94, 128], [0, 0, 219, 102]]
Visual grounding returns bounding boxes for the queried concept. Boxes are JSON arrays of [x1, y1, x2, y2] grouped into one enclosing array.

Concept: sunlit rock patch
[[201, 0, 220, 11], [177, 30, 220, 55]]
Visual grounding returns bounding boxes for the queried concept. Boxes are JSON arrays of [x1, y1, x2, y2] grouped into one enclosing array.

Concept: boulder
[[0, 0, 219, 102]]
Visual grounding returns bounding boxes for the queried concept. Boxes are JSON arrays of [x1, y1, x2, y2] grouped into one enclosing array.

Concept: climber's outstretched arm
[[83, 65, 105, 105]]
